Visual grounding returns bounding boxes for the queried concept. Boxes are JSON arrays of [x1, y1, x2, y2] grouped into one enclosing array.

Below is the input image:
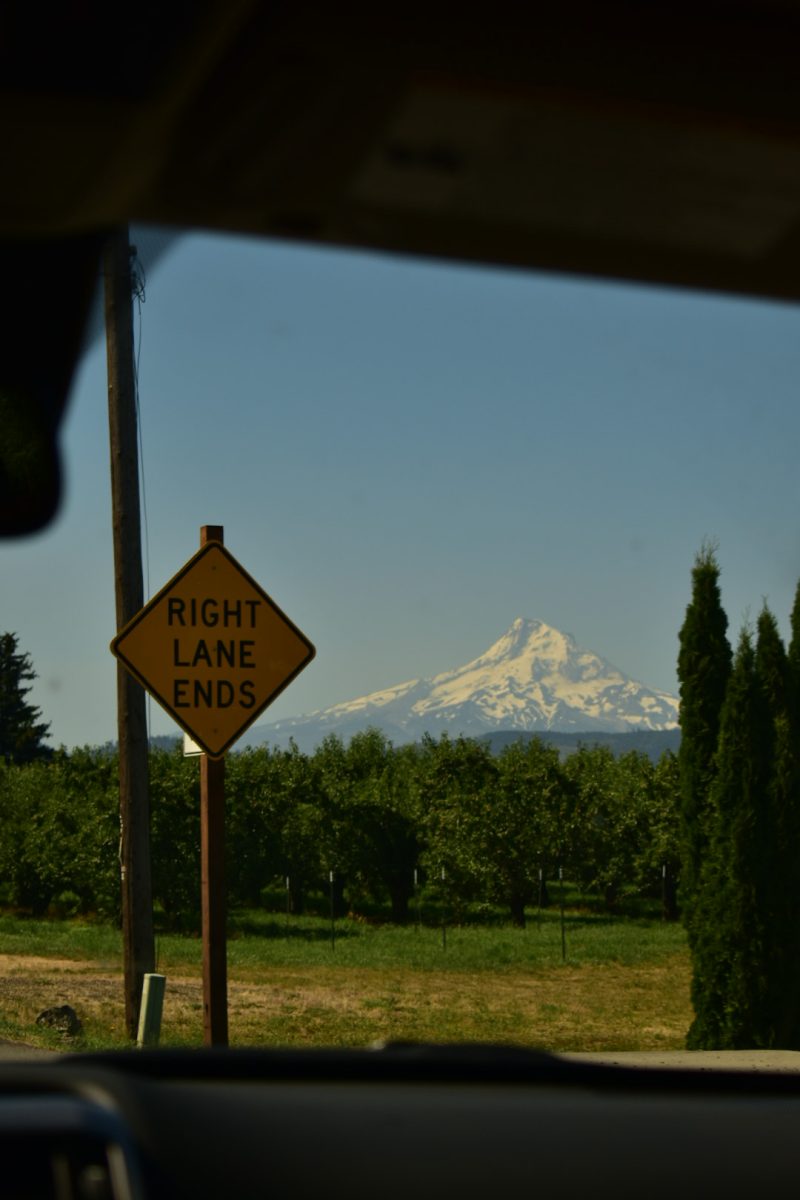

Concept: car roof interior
[[3, 0, 800, 534]]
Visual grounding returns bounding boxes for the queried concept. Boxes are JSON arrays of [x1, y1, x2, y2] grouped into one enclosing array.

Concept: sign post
[[198, 525, 228, 1046], [111, 525, 315, 1044]]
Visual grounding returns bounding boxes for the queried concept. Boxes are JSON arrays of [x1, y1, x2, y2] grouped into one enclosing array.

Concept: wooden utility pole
[[199, 524, 229, 1046], [105, 228, 155, 1039]]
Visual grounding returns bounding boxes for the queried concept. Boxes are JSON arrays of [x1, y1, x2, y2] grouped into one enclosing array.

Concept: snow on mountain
[[243, 618, 679, 752]]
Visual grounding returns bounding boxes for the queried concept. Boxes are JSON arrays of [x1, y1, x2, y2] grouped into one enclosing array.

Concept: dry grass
[[0, 950, 692, 1052]]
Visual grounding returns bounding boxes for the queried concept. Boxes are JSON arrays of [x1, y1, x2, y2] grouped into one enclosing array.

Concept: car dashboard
[[4, 1046, 800, 1200]]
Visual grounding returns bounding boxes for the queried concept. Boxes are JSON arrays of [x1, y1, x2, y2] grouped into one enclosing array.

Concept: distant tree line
[[678, 546, 800, 1049], [0, 632, 51, 765], [0, 730, 680, 927]]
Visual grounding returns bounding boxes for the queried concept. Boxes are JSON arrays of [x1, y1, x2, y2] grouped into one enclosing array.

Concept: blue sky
[[5, 229, 800, 749]]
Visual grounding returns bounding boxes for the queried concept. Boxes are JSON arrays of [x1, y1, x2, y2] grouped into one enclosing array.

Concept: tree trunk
[[332, 875, 347, 918], [389, 880, 411, 924], [662, 869, 679, 921], [509, 894, 527, 928]]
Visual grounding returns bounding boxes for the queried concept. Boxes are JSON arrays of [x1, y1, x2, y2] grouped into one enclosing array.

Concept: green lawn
[[0, 905, 687, 970], [0, 907, 692, 1052]]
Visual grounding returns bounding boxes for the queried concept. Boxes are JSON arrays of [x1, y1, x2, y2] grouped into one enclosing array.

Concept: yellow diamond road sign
[[111, 541, 315, 758]]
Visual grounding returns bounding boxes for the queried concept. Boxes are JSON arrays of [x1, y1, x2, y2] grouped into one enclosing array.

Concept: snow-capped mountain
[[242, 618, 679, 752]]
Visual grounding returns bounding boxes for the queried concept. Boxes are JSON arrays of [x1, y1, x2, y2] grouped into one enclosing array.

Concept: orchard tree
[[567, 747, 667, 910], [345, 731, 421, 922], [421, 734, 563, 927], [148, 746, 201, 927], [419, 733, 498, 916], [277, 740, 331, 915], [225, 745, 306, 909], [488, 738, 567, 925], [0, 632, 51, 763], [565, 745, 627, 906], [0, 747, 117, 917], [313, 730, 422, 922], [646, 751, 682, 919]]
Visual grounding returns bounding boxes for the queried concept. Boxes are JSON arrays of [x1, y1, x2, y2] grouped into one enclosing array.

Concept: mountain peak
[[472, 617, 575, 670], [246, 617, 679, 753]]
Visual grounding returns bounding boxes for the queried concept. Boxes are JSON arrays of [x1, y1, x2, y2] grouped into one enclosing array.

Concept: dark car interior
[[4, 3, 800, 1196]]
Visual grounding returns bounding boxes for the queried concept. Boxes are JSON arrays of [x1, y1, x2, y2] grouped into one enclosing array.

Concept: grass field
[[0, 907, 692, 1053]]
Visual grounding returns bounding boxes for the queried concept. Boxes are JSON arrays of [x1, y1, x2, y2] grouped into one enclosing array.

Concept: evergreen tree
[[787, 580, 800, 701], [0, 632, 51, 763], [786, 583, 800, 686], [677, 544, 731, 936], [763, 599, 800, 1046], [687, 629, 769, 1048]]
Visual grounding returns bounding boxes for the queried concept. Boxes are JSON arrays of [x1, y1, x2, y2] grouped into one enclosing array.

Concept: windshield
[[2, 233, 799, 1055]]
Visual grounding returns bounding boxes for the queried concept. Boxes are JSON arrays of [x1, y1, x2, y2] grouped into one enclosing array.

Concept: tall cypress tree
[[0, 632, 51, 763], [755, 605, 800, 1046], [771, 586, 800, 1046], [677, 545, 732, 938], [788, 580, 800, 694], [687, 629, 770, 1048], [680, 565, 800, 1048], [689, 606, 800, 1049]]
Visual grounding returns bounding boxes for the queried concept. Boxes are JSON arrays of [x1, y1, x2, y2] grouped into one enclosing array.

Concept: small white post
[[137, 973, 166, 1048]]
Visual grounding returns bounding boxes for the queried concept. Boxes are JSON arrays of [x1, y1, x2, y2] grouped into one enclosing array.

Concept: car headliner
[[3, 1, 800, 535], [4, 1, 800, 301]]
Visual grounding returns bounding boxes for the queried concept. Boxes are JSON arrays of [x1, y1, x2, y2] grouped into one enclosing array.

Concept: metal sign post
[[198, 515, 228, 1043], [198, 524, 227, 1044]]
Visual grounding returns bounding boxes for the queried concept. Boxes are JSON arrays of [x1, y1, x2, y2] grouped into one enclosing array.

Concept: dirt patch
[[0, 954, 693, 1051], [0, 954, 97, 973]]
